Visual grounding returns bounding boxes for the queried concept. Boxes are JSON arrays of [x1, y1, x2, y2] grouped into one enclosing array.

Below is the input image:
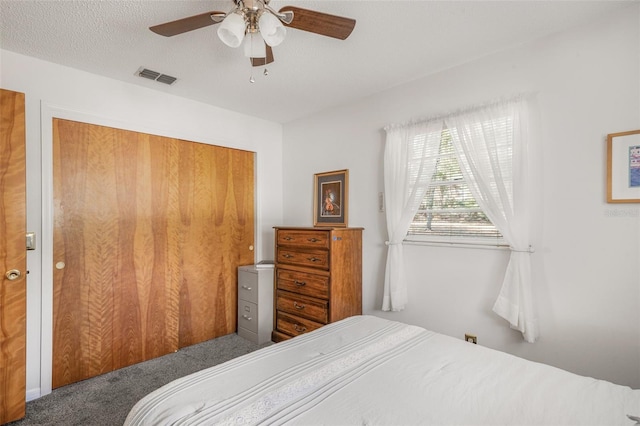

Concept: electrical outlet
[[465, 334, 477, 344]]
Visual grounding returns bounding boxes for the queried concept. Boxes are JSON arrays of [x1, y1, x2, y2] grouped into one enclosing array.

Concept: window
[[383, 98, 536, 336], [406, 123, 511, 245]]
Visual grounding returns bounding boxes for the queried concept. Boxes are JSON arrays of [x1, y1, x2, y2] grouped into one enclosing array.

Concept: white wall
[[282, 5, 640, 388], [0, 50, 283, 399]]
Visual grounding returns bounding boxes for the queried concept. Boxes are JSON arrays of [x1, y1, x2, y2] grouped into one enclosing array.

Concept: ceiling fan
[[150, 0, 356, 68]]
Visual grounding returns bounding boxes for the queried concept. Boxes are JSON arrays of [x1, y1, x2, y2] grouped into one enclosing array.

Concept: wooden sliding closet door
[[52, 119, 254, 388], [177, 142, 255, 347], [0, 89, 27, 424]]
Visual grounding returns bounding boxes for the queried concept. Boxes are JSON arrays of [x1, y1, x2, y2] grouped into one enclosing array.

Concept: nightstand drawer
[[276, 269, 329, 299], [277, 290, 328, 323], [276, 311, 323, 337], [277, 229, 330, 249], [238, 300, 258, 334], [277, 247, 329, 270]]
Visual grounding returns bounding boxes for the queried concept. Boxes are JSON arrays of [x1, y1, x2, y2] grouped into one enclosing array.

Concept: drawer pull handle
[[293, 324, 307, 333], [241, 285, 252, 291], [282, 254, 294, 259], [307, 257, 321, 262], [294, 280, 306, 287], [293, 301, 305, 310], [242, 314, 252, 321], [307, 238, 319, 243], [283, 236, 293, 241]]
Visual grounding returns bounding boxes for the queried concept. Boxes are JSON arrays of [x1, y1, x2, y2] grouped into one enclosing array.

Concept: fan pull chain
[[249, 67, 268, 83]]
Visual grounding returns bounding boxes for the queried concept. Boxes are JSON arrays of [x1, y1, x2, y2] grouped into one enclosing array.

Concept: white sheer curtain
[[382, 120, 443, 311], [446, 98, 538, 342]]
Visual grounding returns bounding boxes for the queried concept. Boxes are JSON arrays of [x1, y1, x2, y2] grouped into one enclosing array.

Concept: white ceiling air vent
[[136, 67, 177, 85]]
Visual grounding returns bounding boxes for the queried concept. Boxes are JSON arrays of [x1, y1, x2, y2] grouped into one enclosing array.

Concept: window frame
[[404, 127, 508, 248]]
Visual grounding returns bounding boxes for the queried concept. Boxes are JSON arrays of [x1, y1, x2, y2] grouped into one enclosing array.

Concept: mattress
[[125, 315, 640, 425]]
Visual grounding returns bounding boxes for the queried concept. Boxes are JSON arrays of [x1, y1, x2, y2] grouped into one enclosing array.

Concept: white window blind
[[407, 119, 513, 245]]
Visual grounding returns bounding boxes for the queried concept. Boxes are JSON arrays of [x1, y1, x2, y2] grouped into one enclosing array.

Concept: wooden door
[[52, 119, 254, 388], [0, 89, 27, 423], [177, 142, 255, 347]]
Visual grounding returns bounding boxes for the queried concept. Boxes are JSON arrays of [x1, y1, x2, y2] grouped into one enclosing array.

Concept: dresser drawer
[[276, 269, 329, 299], [238, 300, 258, 334], [276, 311, 323, 337], [277, 229, 330, 250], [277, 290, 328, 323], [277, 247, 329, 270]]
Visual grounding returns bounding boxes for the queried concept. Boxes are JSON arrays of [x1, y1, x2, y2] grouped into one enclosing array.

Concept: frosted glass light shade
[[217, 13, 246, 48], [258, 12, 286, 47], [243, 32, 266, 58]]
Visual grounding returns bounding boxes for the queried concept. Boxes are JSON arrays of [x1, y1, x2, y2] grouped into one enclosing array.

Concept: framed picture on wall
[[607, 129, 640, 203], [314, 169, 348, 227]]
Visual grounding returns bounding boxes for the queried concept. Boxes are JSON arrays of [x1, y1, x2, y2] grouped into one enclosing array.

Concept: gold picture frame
[[607, 129, 640, 203], [313, 169, 348, 227]]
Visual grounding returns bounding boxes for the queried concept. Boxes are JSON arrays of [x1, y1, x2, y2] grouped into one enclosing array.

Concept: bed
[[125, 315, 640, 425]]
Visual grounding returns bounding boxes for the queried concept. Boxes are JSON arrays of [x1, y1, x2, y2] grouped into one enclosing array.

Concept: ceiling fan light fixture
[[217, 12, 246, 48], [150, 2, 356, 71], [258, 12, 286, 47], [243, 32, 266, 58]]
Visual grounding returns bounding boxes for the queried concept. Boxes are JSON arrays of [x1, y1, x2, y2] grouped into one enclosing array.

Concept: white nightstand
[[237, 265, 274, 344]]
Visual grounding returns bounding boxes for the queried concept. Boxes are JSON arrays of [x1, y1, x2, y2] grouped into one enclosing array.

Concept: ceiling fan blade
[[278, 6, 355, 40], [250, 45, 275, 67], [150, 11, 225, 37]]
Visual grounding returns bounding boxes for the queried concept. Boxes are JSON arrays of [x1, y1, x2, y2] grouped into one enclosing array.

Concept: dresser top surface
[[274, 226, 364, 231]]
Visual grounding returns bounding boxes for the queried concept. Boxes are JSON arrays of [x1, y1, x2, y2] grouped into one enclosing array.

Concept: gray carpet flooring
[[10, 333, 268, 426]]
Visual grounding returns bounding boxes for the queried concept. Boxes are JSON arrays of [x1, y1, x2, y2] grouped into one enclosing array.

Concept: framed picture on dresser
[[314, 169, 348, 227]]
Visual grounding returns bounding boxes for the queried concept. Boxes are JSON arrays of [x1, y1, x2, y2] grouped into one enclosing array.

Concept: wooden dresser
[[272, 227, 363, 342]]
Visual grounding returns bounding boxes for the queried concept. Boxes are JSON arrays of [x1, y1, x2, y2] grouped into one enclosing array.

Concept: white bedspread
[[125, 315, 640, 425]]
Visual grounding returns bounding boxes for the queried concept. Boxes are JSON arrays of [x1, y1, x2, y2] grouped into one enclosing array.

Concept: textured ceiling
[[0, 0, 636, 123]]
